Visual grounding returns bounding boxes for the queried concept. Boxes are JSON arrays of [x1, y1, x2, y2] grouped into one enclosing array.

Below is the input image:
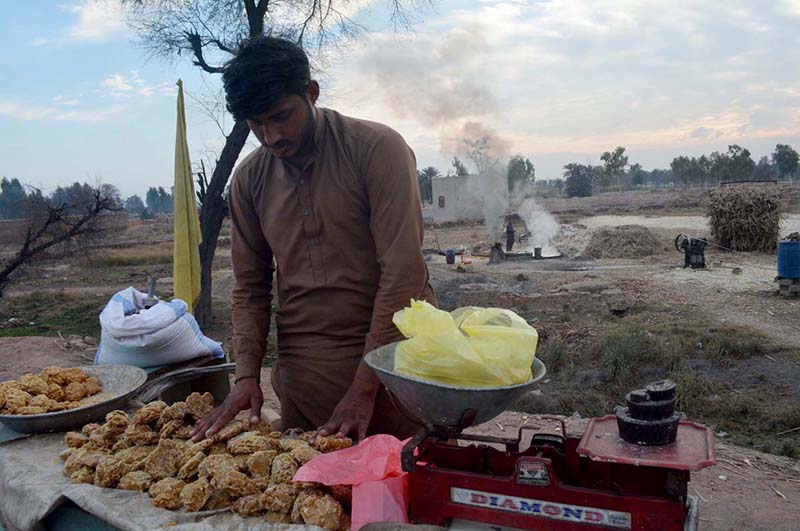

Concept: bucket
[[445, 250, 456, 265], [778, 240, 800, 278]]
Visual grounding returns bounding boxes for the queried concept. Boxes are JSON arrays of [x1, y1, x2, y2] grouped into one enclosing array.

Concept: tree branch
[[0, 189, 117, 296], [297, 0, 320, 45], [185, 88, 228, 138], [210, 38, 236, 54], [184, 31, 225, 74]]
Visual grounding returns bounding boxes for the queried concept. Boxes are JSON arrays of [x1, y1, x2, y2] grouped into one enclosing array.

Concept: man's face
[[247, 84, 318, 160]]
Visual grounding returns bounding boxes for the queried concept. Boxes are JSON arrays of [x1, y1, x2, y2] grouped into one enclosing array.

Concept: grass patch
[[92, 243, 172, 267], [553, 367, 800, 458], [523, 318, 799, 458], [557, 385, 615, 418], [0, 291, 106, 338], [598, 328, 650, 385], [673, 371, 800, 458], [0, 326, 40, 337], [702, 329, 770, 365], [538, 335, 567, 373]]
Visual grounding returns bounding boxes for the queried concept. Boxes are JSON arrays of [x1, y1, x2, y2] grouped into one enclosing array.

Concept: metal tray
[[577, 415, 717, 471], [365, 341, 546, 431], [0, 365, 147, 434], [0, 363, 235, 435]]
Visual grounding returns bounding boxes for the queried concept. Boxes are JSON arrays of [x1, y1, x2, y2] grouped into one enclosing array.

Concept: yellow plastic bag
[[391, 300, 538, 388]]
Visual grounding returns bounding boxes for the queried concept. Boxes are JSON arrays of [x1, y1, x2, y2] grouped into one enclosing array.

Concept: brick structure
[[459, 283, 630, 318], [776, 277, 800, 298]]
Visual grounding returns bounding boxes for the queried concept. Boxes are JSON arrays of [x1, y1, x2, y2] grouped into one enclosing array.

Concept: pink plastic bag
[[352, 476, 409, 530], [294, 434, 410, 530]]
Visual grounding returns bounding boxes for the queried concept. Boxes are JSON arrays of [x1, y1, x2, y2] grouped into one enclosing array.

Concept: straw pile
[[707, 186, 783, 252], [584, 225, 662, 259]]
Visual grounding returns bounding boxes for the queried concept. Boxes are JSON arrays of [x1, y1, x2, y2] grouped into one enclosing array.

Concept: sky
[[1, 0, 799, 198]]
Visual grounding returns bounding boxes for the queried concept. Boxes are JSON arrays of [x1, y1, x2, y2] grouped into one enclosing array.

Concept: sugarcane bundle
[[707, 185, 782, 252]]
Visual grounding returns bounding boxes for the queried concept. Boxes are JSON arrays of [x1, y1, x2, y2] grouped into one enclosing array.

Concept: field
[[1, 186, 799, 529]]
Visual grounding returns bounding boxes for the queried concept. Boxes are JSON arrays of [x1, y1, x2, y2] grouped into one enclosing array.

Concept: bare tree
[[463, 136, 499, 175], [124, 0, 427, 326], [0, 187, 120, 297]]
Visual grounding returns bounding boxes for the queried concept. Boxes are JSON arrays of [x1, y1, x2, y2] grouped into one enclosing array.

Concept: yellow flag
[[173, 79, 202, 313]]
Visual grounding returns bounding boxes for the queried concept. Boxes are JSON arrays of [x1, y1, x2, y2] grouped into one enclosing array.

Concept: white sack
[[95, 287, 224, 368]]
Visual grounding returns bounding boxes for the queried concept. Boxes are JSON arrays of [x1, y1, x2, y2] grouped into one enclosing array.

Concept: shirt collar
[[311, 106, 326, 157]]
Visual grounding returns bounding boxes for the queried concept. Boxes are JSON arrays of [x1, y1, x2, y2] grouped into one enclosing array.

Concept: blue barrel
[[445, 249, 456, 265], [778, 241, 800, 278]]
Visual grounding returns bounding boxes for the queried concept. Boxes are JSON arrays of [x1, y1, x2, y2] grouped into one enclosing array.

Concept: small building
[[422, 174, 509, 225]]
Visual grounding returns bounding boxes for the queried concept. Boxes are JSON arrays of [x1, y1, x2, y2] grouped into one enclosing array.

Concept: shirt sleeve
[[362, 129, 432, 355], [229, 165, 275, 381]]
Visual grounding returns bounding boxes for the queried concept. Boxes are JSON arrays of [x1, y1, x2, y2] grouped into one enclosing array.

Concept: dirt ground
[[2, 187, 800, 530], [0, 336, 93, 382]]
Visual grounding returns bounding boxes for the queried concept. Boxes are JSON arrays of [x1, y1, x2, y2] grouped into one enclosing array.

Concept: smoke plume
[[355, 26, 560, 248], [515, 193, 561, 253], [358, 28, 496, 131]]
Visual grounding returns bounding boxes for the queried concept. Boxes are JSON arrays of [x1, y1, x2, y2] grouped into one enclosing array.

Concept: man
[[505, 216, 515, 252], [191, 37, 435, 442]]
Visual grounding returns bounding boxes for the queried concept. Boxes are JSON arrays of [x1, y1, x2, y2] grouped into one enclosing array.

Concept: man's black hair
[[223, 36, 311, 122]]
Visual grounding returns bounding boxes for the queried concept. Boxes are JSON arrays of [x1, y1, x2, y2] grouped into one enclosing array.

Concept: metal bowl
[[0, 365, 147, 434], [365, 342, 546, 430]]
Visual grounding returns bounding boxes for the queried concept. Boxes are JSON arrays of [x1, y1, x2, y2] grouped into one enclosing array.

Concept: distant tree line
[[560, 143, 798, 198], [0, 179, 123, 220], [0, 178, 28, 220], [670, 144, 797, 187], [123, 186, 174, 219], [413, 142, 796, 204], [0, 180, 178, 221]]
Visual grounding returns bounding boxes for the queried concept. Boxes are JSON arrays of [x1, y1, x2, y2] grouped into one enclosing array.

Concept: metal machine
[[365, 344, 716, 531], [675, 234, 707, 269]]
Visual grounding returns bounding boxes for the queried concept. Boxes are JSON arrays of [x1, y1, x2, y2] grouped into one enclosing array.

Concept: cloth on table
[[0, 423, 29, 444], [0, 432, 300, 531]]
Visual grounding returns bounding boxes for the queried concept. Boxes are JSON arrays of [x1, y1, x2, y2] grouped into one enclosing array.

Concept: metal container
[[365, 341, 546, 431], [778, 240, 800, 278], [0, 363, 235, 434], [0, 365, 147, 434]]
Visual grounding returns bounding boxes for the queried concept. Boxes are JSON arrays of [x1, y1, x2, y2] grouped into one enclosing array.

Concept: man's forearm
[[231, 303, 271, 382], [352, 357, 381, 390], [234, 351, 266, 381]]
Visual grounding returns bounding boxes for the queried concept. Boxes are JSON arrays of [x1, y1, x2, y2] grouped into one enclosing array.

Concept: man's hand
[[190, 378, 263, 442], [319, 380, 379, 441]]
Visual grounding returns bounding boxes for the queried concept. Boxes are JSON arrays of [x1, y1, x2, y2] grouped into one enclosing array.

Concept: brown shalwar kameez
[[229, 108, 435, 438]]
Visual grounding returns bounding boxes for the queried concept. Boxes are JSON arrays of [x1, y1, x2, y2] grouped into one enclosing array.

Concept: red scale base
[[404, 417, 715, 531]]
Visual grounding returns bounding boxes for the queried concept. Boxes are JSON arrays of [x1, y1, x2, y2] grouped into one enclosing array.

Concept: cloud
[[691, 127, 713, 139], [28, 38, 50, 47], [101, 74, 134, 92], [350, 28, 498, 128], [0, 99, 122, 123], [52, 96, 82, 106], [99, 71, 173, 99], [781, 0, 800, 16], [328, 0, 800, 178], [63, 0, 128, 42]]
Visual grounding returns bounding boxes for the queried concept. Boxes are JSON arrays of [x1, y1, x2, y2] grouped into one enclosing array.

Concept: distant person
[[505, 216, 515, 252], [190, 36, 435, 443]]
